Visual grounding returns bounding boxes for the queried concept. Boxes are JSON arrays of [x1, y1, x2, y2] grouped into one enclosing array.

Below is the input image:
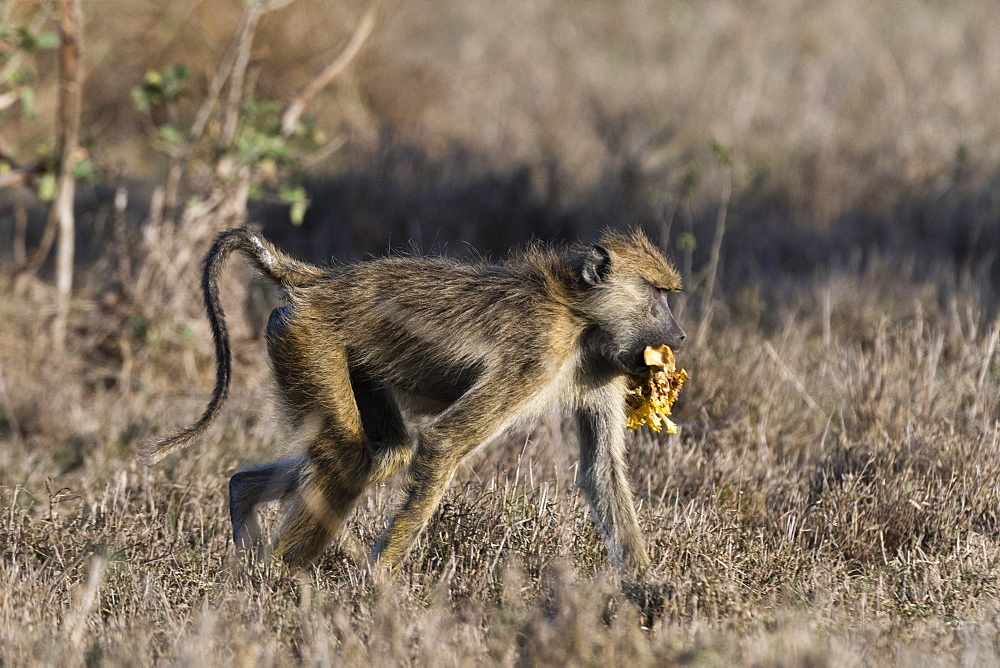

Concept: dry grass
[[1, 253, 998, 665], [3, 0, 1000, 665]]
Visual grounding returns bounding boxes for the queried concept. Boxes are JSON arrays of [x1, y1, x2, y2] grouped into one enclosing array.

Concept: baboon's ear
[[582, 244, 612, 286]]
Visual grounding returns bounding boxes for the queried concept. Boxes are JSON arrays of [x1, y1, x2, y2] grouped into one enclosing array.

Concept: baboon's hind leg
[[270, 424, 373, 567], [263, 309, 372, 566], [261, 309, 411, 567], [229, 455, 306, 555], [270, 380, 413, 566], [269, 356, 418, 567]]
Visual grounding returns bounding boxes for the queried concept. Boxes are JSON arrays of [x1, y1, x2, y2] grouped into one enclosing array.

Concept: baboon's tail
[[138, 227, 325, 465]]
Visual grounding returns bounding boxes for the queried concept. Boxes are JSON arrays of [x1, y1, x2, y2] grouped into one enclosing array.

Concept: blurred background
[[4, 0, 1000, 279]]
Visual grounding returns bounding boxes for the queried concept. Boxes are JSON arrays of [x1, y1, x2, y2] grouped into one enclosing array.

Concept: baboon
[[139, 226, 686, 574]]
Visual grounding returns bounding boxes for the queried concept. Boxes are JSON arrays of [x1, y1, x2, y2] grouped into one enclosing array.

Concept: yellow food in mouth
[[626, 345, 689, 433]]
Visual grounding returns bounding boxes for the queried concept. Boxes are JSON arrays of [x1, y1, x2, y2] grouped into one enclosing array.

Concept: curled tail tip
[[136, 430, 194, 466], [136, 443, 168, 466]]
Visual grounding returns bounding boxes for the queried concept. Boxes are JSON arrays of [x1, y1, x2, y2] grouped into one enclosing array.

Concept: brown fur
[[139, 227, 686, 574]]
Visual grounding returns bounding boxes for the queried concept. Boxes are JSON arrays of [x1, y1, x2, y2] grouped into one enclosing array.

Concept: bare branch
[[51, 0, 84, 350], [4, 139, 55, 279], [280, 7, 376, 136], [187, 30, 242, 145], [0, 90, 19, 111], [220, 1, 266, 145], [12, 199, 27, 266], [188, 0, 298, 146], [695, 167, 731, 348], [301, 133, 348, 169], [10, 208, 57, 279], [0, 171, 27, 189]]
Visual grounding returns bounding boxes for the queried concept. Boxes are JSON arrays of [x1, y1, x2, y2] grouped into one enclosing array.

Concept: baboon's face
[[581, 232, 686, 377], [618, 285, 686, 375]]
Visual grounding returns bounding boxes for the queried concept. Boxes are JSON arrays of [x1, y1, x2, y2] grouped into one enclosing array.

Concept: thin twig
[[695, 168, 731, 347], [658, 194, 680, 252], [13, 199, 27, 265], [12, 206, 58, 279], [280, 7, 376, 136], [168, 0, 268, 221], [0, 360, 24, 445], [220, 1, 266, 144], [187, 31, 241, 145], [0, 90, 19, 111], [301, 133, 348, 168], [763, 341, 823, 416], [51, 0, 84, 350]]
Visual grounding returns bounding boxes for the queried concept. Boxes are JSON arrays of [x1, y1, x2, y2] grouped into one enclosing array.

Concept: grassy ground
[[3, 0, 1000, 664], [1, 252, 998, 665]]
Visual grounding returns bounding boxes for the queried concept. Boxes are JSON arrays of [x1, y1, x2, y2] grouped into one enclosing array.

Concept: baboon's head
[[578, 229, 686, 377]]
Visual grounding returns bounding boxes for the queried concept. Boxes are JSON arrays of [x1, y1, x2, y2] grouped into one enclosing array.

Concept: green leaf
[[20, 87, 35, 120], [72, 157, 96, 182], [130, 85, 151, 112], [34, 140, 54, 158], [130, 315, 150, 340], [290, 199, 307, 226], [16, 28, 57, 51], [279, 185, 305, 202], [177, 324, 195, 341], [38, 173, 56, 201], [156, 125, 182, 146], [280, 185, 309, 226], [680, 167, 699, 197], [166, 64, 188, 82], [8, 65, 34, 86], [710, 138, 733, 167], [16, 27, 37, 51], [34, 32, 59, 50], [676, 232, 697, 253]]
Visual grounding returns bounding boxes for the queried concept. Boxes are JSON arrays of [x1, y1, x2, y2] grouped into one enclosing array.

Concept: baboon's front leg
[[575, 398, 651, 575]]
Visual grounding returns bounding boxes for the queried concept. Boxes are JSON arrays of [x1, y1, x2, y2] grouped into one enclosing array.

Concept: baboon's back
[[282, 253, 576, 399]]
